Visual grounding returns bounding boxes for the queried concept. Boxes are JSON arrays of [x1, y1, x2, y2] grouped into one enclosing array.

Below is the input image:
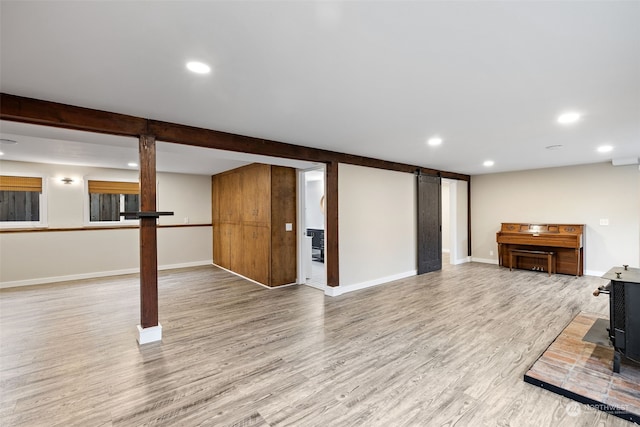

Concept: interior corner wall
[[471, 162, 640, 275], [338, 163, 417, 288], [0, 160, 212, 287], [450, 179, 469, 264], [441, 181, 450, 253]]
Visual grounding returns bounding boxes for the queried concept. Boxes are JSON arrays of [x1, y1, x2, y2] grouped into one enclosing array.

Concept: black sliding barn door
[[417, 174, 442, 274]]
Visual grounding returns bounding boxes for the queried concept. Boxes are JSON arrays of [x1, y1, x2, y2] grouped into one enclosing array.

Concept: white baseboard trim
[[325, 270, 417, 297], [303, 282, 327, 291], [158, 260, 214, 271], [471, 257, 499, 265], [137, 323, 162, 344], [0, 260, 214, 289], [212, 263, 298, 289], [211, 264, 270, 288], [585, 269, 605, 277]]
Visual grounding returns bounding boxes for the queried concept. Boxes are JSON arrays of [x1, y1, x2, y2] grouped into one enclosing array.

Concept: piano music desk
[[509, 249, 555, 277]]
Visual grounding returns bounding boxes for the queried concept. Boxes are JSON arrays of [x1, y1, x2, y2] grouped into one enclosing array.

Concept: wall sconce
[[61, 177, 74, 185]]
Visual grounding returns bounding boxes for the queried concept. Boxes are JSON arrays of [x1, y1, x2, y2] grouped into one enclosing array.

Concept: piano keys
[[496, 223, 584, 276]]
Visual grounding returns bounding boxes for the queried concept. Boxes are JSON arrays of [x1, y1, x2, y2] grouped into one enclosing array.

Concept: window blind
[[88, 180, 139, 195], [0, 176, 43, 192]]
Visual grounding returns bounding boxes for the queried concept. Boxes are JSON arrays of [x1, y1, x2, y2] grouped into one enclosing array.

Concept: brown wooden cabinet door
[[214, 223, 231, 269], [242, 164, 270, 225], [228, 224, 243, 274], [213, 224, 224, 267], [215, 223, 242, 273], [219, 172, 241, 222], [211, 175, 220, 224], [242, 224, 270, 285]]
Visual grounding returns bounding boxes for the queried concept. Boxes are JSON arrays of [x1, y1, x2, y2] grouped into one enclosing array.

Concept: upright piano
[[496, 223, 584, 276]]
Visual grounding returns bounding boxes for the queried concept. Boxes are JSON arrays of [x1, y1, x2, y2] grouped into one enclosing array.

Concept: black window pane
[[89, 193, 120, 221], [123, 194, 139, 220], [0, 191, 40, 222], [89, 193, 139, 222]]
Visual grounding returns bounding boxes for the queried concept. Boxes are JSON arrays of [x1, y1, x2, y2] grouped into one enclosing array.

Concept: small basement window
[[87, 180, 139, 223], [0, 175, 46, 227]]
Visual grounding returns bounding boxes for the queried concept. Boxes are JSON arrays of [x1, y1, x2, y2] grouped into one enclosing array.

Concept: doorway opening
[[297, 167, 327, 289], [442, 178, 469, 266]]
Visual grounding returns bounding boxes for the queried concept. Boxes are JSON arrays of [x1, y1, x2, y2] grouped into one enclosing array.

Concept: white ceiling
[[1, 1, 639, 176]]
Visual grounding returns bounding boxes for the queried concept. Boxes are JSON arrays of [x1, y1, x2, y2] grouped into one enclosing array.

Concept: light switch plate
[[600, 218, 609, 226]]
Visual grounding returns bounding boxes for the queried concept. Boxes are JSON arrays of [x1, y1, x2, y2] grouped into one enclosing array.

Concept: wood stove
[[595, 266, 640, 373]]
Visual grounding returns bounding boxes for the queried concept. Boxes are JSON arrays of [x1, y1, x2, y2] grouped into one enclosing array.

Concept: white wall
[[157, 172, 212, 225], [0, 160, 212, 287], [305, 177, 325, 230], [471, 162, 639, 275], [337, 164, 417, 290]]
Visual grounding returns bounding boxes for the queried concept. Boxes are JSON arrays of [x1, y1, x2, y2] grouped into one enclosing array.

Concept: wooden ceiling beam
[[0, 93, 148, 136], [147, 119, 328, 163], [1, 93, 469, 181]]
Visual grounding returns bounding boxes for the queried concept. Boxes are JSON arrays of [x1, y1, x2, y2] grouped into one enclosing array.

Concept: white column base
[[137, 323, 162, 344]]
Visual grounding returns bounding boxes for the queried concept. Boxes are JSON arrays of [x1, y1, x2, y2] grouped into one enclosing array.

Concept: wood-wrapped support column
[[137, 134, 161, 343], [325, 161, 339, 287]]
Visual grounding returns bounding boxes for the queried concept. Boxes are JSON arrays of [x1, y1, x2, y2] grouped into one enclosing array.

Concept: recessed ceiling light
[[128, 162, 138, 167], [427, 137, 443, 146], [186, 61, 211, 74], [0, 138, 17, 144], [557, 112, 581, 125], [545, 144, 564, 150], [483, 160, 494, 167], [0, 151, 4, 156], [597, 145, 613, 153]]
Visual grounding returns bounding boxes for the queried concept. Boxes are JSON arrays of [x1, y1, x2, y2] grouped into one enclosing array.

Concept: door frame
[[442, 178, 469, 265], [296, 166, 327, 289]]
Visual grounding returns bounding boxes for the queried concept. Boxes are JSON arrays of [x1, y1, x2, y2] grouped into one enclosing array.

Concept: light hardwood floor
[[306, 261, 326, 288], [0, 261, 635, 426]]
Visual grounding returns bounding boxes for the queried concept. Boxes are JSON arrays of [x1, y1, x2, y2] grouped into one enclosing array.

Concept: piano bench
[[509, 249, 555, 277]]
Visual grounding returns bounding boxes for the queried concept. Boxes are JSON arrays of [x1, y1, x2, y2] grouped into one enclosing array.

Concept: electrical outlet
[[490, 250, 494, 256]]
